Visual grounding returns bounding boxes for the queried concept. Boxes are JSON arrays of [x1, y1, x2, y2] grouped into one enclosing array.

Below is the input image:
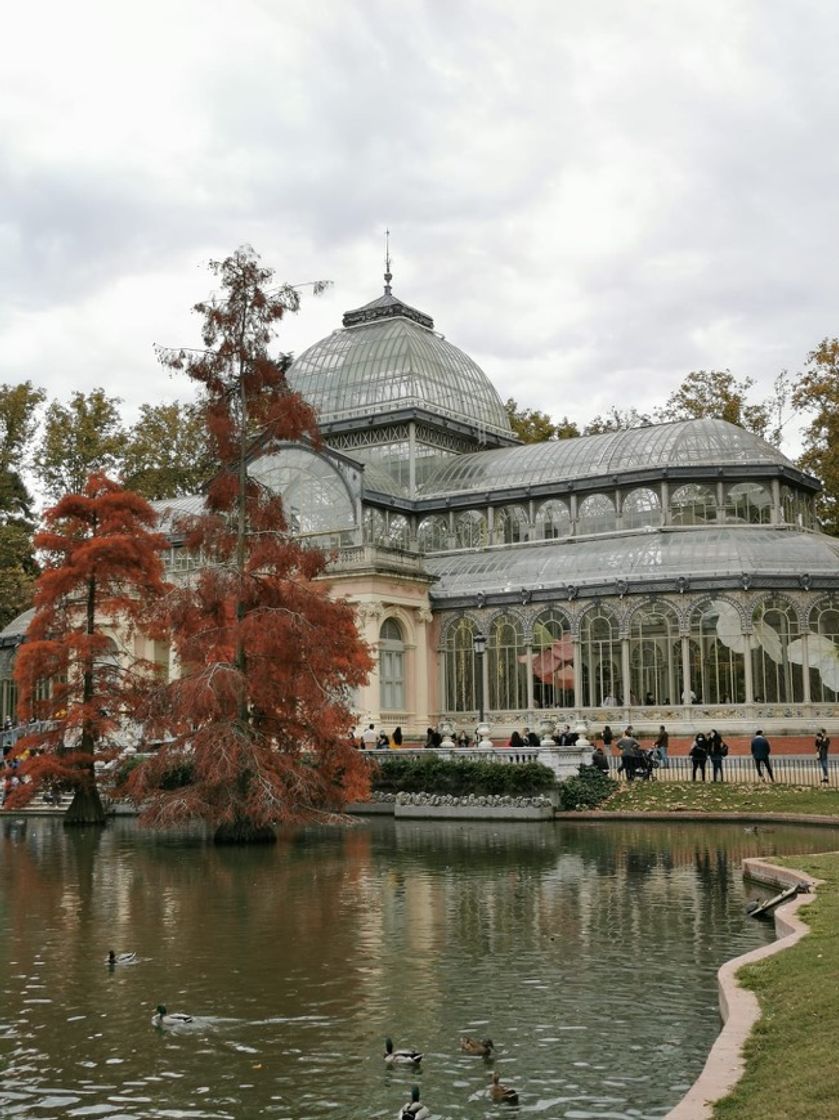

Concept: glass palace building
[[5, 275, 839, 738]]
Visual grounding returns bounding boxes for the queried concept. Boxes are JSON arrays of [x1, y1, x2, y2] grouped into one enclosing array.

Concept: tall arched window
[[386, 513, 410, 549], [689, 600, 746, 705], [629, 604, 679, 705], [671, 484, 717, 526], [363, 508, 386, 545], [577, 494, 616, 535], [531, 608, 574, 708], [379, 618, 405, 711], [535, 499, 571, 540], [751, 596, 803, 703], [622, 487, 660, 530], [444, 617, 477, 713], [725, 483, 771, 524], [806, 601, 839, 701], [580, 607, 620, 706], [417, 515, 449, 552], [488, 615, 527, 711], [454, 510, 488, 549]]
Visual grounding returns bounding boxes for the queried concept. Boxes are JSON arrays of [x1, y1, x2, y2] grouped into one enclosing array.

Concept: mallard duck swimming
[[398, 1085, 430, 1119], [460, 1035, 494, 1057], [490, 1070, 519, 1105], [151, 1004, 194, 1028], [107, 950, 137, 965], [384, 1037, 423, 1065]]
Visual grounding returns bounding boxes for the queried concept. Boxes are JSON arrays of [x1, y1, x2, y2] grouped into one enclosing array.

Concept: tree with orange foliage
[[9, 474, 168, 824], [124, 247, 372, 843]]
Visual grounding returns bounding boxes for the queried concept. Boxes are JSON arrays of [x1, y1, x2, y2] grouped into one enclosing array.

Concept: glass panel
[[671, 484, 718, 526], [535, 499, 571, 540], [531, 608, 574, 708], [725, 483, 772, 525], [751, 596, 803, 703], [629, 605, 679, 705], [492, 504, 529, 545], [580, 608, 620, 706], [454, 510, 488, 549], [689, 600, 746, 704], [488, 616, 527, 710], [444, 617, 477, 712], [417, 515, 449, 553], [577, 494, 616, 535], [807, 603, 839, 701], [249, 447, 356, 539], [622, 487, 660, 529]]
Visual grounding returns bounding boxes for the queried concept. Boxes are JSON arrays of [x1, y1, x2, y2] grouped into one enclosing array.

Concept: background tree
[[792, 337, 839, 536], [125, 247, 372, 843], [35, 388, 127, 502], [123, 400, 214, 500], [0, 381, 45, 625], [654, 369, 770, 437], [8, 474, 168, 824], [504, 398, 580, 443], [583, 406, 653, 434]]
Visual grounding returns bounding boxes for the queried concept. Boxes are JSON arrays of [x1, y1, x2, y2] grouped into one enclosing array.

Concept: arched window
[[535, 499, 571, 540], [249, 446, 356, 540], [577, 494, 616, 535], [492, 505, 529, 545], [488, 615, 527, 711], [725, 483, 771, 524], [444, 617, 477, 712], [454, 510, 488, 549], [579, 607, 620, 706], [417, 515, 449, 553], [689, 599, 746, 705], [671, 484, 717, 526], [629, 604, 679, 705], [622, 487, 660, 530], [386, 513, 410, 549], [751, 596, 803, 703], [363, 508, 386, 545], [780, 486, 799, 527], [531, 608, 573, 708], [379, 618, 405, 711], [806, 602, 839, 701]]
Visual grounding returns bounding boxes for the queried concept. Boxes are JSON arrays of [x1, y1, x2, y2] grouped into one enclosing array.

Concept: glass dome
[[288, 288, 512, 440], [418, 418, 800, 496]]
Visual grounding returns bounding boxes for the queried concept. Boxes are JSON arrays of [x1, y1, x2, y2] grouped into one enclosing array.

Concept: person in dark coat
[[591, 745, 610, 773], [509, 730, 524, 749], [750, 729, 774, 782], [815, 728, 830, 783], [689, 733, 708, 781], [707, 729, 727, 782], [392, 726, 403, 747], [617, 728, 641, 781]]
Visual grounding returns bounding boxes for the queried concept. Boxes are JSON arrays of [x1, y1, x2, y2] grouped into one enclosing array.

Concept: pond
[[1, 815, 836, 1119]]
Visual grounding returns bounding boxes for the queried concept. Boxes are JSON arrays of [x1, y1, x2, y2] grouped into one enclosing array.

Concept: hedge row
[[371, 754, 556, 796]]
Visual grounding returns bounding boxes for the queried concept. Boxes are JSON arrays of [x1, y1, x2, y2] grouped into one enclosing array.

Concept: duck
[[151, 1004, 194, 1028], [107, 950, 137, 965], [398, 1085, 430, 1119], [460, 1035, 494, 1057], [490, 1070, 519, 1105], [384, 1037, 423, 1065]]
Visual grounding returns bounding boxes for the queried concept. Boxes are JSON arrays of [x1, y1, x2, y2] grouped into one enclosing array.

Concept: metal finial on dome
[[384, 228, 392, 294]]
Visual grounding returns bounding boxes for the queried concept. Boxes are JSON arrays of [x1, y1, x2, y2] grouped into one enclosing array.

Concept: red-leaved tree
[[124, 246, 372, 842], [9, 474, 169, 824]]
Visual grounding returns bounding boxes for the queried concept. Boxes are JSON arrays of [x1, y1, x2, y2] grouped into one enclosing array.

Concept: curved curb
[[664, 857, 821, 1119]]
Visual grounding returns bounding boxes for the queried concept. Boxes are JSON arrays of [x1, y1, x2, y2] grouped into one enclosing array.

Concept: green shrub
[[556, 765, 615, 810], [372, 755, 555, 796]]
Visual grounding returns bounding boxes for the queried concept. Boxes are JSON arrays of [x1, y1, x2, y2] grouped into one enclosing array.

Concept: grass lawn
[[713, 851, 839, 1120], [602, 780, 839, 816]]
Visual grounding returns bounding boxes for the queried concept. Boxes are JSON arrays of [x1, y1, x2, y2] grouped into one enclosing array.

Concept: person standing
[[689, 733, 708, 781], [654, 725, 670, 769], [617, 727, 641, 782], [708, 730, 727, 782], [601, 725, 614, 751], [750, 729, 774, 782], [392, 726, 403, 747], [815, 728, 831, 784]]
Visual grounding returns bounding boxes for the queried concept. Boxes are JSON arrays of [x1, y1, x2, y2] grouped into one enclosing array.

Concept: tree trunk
[[213, 817, 276, 845], [64, 783, 107, 826]]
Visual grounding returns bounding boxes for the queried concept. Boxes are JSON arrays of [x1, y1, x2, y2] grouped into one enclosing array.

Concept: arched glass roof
[[425, 528, 839, 598], [288, 294, 512, 438], [418, 419, 797, 497]]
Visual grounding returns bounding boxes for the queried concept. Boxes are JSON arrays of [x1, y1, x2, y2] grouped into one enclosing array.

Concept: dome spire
[[384, 228, 393, 294]]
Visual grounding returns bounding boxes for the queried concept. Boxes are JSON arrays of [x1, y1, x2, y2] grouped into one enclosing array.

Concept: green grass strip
[[604, 780, 839, 816]]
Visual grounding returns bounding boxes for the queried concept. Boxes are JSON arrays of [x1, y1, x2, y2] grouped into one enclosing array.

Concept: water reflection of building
[[3, 271, 839, 738]]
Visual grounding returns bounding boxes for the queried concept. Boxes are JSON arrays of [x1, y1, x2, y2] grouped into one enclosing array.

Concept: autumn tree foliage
[[8, 474, 168, 824], [792, 337, 839, 536], [124, 246, 372, 843]]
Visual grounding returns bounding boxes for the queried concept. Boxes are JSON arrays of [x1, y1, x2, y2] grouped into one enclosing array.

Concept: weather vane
[[384, 228, 393, 294]]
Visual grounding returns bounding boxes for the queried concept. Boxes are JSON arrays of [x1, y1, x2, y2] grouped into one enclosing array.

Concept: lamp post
[[473, 631, 487, 727]]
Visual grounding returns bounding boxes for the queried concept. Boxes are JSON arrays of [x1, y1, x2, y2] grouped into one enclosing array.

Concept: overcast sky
[[3, 0, 838, 455]]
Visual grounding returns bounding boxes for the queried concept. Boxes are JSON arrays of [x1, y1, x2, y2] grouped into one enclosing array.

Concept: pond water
[[1, 815, 836, 1120]]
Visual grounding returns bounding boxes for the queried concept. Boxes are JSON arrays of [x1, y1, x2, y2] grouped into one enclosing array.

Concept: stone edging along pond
[[663, 856, 820, 1120], [345, 791, 555, 820]]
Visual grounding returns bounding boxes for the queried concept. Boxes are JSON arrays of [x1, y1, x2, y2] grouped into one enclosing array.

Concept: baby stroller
[[636, 748, 660, 781]]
